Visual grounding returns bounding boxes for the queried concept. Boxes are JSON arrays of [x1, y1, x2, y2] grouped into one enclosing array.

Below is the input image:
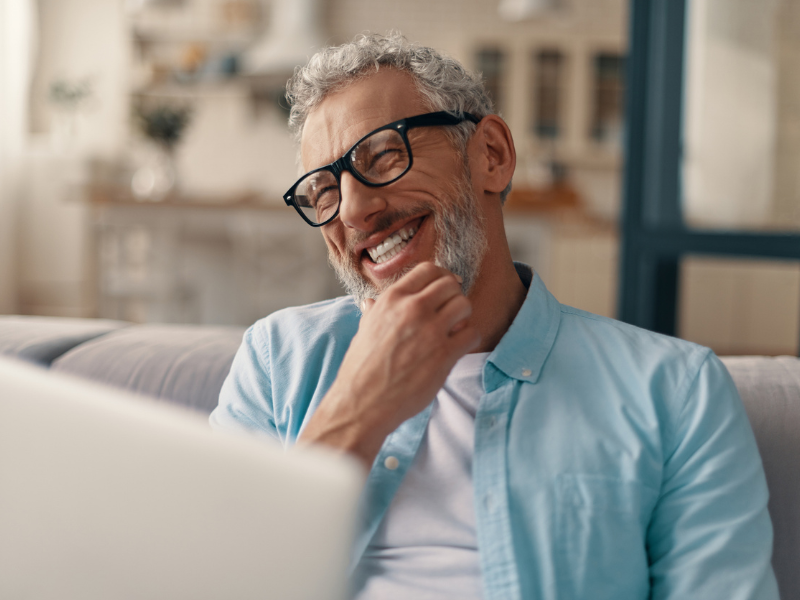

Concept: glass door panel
[[683, 0, 800, 231]]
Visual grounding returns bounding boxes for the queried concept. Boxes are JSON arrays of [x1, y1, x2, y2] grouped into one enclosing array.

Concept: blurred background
[[0, 0, 798, 356]]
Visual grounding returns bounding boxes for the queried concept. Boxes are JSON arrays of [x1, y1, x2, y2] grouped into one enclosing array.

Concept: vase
[[131, 144, 177, 202]]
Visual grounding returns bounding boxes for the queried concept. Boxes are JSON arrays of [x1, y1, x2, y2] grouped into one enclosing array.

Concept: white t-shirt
[[353, 352, 490, 600]]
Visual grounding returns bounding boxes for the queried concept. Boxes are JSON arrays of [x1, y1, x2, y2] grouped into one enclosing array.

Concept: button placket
[[473, 386, 523, 600]]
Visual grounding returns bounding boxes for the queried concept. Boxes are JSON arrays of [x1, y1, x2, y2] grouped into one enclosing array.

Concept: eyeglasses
[[283, 111, 481, 227]]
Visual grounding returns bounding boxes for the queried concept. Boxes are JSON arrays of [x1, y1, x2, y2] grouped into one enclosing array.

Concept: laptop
[[0, 357, 363, 600]]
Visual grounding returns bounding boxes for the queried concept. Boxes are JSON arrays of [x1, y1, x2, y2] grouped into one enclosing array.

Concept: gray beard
[[327, 168, 488, 310]]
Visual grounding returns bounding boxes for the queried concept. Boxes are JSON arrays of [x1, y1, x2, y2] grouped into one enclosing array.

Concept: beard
[[326, 164, 488, 310]]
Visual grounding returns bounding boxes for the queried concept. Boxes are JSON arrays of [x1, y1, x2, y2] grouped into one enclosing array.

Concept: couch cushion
[[52, 325, 246, 415], [0, 315, 129, 366], [721, 355, 800, 600]]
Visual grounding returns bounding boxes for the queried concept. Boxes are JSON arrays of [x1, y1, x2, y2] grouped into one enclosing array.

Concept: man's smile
[[366, 224, 418, 264], [352, 215, 430, 282], [361, 216, 425, 264]]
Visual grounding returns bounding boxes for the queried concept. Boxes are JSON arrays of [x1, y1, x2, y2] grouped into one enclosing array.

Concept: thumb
[[360, 298, 376, 315]]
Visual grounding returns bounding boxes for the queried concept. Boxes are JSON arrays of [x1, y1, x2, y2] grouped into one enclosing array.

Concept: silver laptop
[[0, 357, 363, 600]]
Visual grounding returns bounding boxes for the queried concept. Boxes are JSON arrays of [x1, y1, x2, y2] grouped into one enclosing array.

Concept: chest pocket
[[555, 474, 658, 600]]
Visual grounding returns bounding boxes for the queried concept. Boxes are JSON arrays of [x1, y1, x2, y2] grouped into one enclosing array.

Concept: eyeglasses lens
[[292, 128, 411, 225], [350, 129, 410, 184], [294, 169, 340, 225]]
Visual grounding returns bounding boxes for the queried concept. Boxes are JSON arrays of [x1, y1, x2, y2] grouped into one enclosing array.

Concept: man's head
[[285, 33, 516, 307]]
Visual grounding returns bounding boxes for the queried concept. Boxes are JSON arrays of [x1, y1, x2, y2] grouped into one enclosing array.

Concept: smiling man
[[210, 34, 778, 600]]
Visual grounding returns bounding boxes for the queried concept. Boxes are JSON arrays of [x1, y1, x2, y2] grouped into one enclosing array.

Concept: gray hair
[[286, 32, 512, 202]]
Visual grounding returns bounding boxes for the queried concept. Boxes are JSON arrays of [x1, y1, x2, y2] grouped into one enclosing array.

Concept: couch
[[1, 314, 797, 598]]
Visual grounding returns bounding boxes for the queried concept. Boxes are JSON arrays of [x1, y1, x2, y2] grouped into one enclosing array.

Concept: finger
[[436, 293, 473, 332], [390, 261, 453, 296], [414, 273, 464, 313], [360, 298, 375, 315], [446, 324, 482, 355], [450, 318, 468, 334]]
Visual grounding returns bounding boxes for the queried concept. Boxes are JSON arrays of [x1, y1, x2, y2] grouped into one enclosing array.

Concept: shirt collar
[[485, 262, 561, 388]]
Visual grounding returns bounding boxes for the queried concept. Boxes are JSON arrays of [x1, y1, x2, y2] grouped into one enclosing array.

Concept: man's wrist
[[298, 384, 392, 469]]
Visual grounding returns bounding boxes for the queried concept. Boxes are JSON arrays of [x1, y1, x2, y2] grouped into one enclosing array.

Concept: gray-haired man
[[211, 33, 777, 600]]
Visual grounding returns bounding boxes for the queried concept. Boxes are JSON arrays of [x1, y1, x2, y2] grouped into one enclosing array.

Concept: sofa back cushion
[[0, 316, 128, 366], [52, 325, 246, 415], [721, 355, 800, 600]]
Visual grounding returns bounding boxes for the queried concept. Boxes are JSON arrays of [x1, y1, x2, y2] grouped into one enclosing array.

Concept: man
[[211, 33, 778, 600]]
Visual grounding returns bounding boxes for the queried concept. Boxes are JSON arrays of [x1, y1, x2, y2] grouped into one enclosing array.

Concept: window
[[591, 53, 626, 146], [533, 49, 565, 139], [476, 48, 506, 114]]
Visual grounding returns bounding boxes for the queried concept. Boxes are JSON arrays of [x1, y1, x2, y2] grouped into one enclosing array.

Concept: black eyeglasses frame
[[283, 110, 481, 227]]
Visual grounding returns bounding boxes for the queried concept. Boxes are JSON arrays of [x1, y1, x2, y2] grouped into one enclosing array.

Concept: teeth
[[367, 225, 418, 264]]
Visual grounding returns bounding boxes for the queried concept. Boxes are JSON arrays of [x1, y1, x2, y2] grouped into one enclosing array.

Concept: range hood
[[498, 0, 557, 21], [243, 0, 326, 85]]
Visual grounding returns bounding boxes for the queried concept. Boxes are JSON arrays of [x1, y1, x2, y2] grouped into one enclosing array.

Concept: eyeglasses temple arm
[[404, 111, 481, 128]]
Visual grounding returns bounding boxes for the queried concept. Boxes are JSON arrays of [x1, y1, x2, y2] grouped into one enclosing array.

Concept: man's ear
[[471, 115, 516, 195]]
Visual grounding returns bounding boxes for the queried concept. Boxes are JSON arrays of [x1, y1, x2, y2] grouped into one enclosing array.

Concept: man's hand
[[299, 262, 481, 468]]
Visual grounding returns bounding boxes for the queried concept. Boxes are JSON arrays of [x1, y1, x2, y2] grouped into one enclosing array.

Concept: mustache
[[344, 201, 434, 255]]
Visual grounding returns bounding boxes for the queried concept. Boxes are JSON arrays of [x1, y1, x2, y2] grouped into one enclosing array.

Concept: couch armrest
[[0, 316, 129, 366], [721, 355, 800, 600]]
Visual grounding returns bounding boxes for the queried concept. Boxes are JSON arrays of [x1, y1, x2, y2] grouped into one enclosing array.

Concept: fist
[[300, 262, 481, 467]]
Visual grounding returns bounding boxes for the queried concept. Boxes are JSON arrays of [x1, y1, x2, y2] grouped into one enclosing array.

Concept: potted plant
[[131, 102, 192, 201]]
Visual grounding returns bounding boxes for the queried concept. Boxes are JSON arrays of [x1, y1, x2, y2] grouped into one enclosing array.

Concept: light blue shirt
[[210, 264, 778, 600]]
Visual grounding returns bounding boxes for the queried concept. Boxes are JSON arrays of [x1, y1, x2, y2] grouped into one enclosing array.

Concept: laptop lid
[[0, 357, 363, 600]]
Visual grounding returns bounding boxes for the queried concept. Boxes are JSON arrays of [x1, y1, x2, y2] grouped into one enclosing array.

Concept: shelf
[[131, 78, 250, 97], [87, 185, 283, 211], [132, 27, 259, 47]]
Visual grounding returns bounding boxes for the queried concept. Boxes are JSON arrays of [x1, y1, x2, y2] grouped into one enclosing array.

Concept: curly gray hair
[[285, 32, 512, 201]]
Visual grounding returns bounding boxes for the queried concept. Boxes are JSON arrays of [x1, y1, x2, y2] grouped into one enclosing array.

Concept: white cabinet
[[91, 199, 343, 325]]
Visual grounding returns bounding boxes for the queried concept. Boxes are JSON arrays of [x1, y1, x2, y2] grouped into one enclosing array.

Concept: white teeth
[[367, 225, 418, 264]]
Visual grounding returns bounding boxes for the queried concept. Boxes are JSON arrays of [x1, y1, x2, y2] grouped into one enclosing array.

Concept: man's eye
[[369, 148, 404, 173], [311, 186, 339, 208]]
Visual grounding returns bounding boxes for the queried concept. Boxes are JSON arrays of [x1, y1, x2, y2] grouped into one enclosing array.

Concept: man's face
[[300, 69, 487, 307]]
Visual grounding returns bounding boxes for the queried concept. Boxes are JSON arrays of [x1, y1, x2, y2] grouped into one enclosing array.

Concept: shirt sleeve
[[209, 324, 279, 441], [647, 351, 779, 600]]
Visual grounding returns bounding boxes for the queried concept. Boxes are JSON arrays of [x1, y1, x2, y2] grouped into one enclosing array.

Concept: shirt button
[[522, 368, 532, 377], [484, 492, 496, 512], [384, 456, 400, 470], [488, 416, 497, 427]]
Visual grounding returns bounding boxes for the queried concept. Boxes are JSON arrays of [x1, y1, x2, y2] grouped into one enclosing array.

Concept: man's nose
[[338, 172, 387, 231]]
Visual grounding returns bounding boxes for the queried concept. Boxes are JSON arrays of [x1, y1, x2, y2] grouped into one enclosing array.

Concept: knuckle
[[405, 296, 427, 320], [419, 261, 439, 276], [447, 278, 463, 295], [383, 285, 402, 303]]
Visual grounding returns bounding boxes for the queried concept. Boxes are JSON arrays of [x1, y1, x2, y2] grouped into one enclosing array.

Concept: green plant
[[49, 79, 92, 109], [135, 104, 192, 148]]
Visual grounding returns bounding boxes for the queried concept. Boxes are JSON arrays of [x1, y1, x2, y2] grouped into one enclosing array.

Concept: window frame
[[618, 0, 800, 355]]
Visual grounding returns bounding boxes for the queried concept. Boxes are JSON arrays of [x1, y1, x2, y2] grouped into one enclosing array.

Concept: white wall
[[0, 0, 37, 314], [16, 0, 128, 316], [175, 85, 298, 200]]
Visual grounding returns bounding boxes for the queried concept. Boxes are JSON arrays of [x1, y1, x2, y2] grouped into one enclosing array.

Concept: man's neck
[[467, 242, 528, 353]]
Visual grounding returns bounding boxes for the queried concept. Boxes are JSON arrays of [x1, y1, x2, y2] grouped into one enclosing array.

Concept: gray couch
[[0, 316, 245, 414], [1, 315, 797, 598]]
